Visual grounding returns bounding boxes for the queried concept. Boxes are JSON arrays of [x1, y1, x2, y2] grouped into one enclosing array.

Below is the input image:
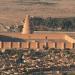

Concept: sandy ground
[[0, 0, 75, 26]]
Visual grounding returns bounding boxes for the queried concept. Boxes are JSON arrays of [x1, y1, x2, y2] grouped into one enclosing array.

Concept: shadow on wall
[[0, 35, 25, 42]]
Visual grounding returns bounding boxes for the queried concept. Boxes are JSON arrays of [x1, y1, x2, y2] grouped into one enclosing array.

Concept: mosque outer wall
[[0, 40, 74, 49], [0, 15, 74, 49], [0, 33, 74, 49]]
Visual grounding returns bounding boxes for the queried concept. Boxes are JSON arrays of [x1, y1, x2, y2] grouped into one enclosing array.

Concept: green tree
[[63, 20, 72, 31]]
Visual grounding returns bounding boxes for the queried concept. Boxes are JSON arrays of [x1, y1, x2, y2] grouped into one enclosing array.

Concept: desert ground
[[0, 0, 75, 31]]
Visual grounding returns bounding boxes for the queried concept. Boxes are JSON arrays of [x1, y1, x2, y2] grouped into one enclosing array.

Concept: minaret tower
[[22, 15, 31, 34]]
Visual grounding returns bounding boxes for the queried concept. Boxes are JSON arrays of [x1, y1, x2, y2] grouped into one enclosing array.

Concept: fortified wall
[[0, 15, 75, 49]]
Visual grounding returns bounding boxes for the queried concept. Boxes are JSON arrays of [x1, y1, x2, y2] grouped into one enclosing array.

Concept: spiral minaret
[[22, 15, 31, 34]]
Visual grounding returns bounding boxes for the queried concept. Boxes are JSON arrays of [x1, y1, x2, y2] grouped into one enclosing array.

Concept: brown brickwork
[[21, 42, 30, 48], [0, 37, 74, 49], [39, 42, 47, 49], [2, 42, 11, 49], [22, 15, 31, 34], [48, 41, 55, 48], [57, 42, 64, 49], [65, 42, 73, 49], [30, 41, 37, 49], [36, 42, 39, 49], [11, 42, 20, 48], [0, 42, 2, 48]]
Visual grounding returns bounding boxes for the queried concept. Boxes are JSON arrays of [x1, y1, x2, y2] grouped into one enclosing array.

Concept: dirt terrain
[[0, 0, 75, 31]]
